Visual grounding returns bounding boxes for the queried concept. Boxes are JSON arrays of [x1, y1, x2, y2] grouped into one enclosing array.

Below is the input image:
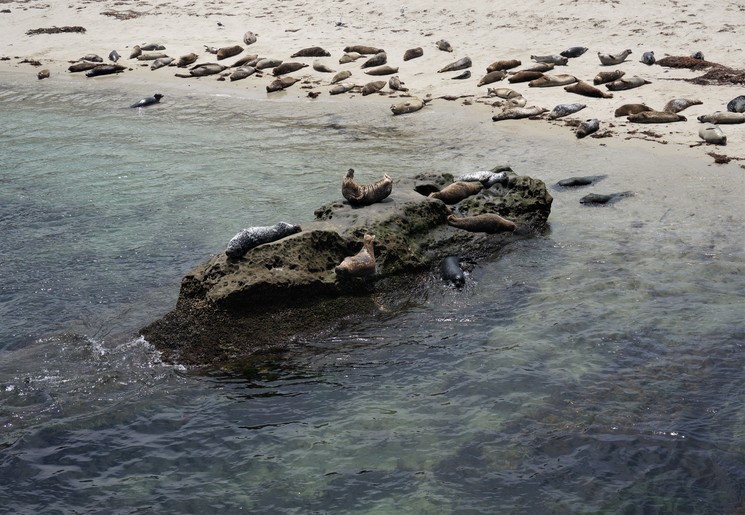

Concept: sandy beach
[[1, 0, 744, 166]]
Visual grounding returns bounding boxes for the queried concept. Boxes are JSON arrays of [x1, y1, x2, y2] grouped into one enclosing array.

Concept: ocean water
[[1, 74, 744, 513]]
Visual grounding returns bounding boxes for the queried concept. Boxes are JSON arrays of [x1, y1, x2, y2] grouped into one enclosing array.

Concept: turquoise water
[[1, 75, 745, 513]]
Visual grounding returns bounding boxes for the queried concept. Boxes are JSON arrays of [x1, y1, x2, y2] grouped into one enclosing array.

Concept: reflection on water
[[1, 74, 744, 513]]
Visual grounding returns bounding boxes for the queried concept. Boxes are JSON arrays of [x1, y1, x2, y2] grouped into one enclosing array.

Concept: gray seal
[[641, 51, 655, 65], [605, 76, 651, 91], [576, 119, 600, 138], [428, 181, 483, 204], [108, 50, 120, 62], [342, 169, 393, 206], [726, 95, 745, 113], [438, 56, 471, 73], [291, 46, 330, 57], [447, 213, 516, 233], [663, 98, 702, 113], [403, 47, 423, 61], [491, 106, 548, 121], [130, 93, 163, 108], [530, 54, 568, 65], [564, 80, 613, 98], [560, 46, 588, 58], [390, 97, 426, 115], [454, 170, 509, 187], [548, 103, 586, 119], [85, 64, 126, 77], [436, 40, 453, 52], [361, 52, 387, 68], [439, 256, 465, 288], [225, 222, 302, 258], [697, 111, 745, 124]]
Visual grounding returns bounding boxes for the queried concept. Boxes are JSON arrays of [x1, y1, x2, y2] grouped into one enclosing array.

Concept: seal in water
[[697, 111, 745, 124], [447, 213, 516, 233], [291, 46, 330, 57], [455, 170, 509, 187], [605, 76, 651, 91], [403, 47, 423, 61], [531, 54, 568, 65], [726, 95, 745, 113], [597, 49, 632, 65], [663, 98, 702, 113], [130, 93, 163, 108], [529, 74, 577, 87], [486, 59, 521, 72], [593, 69, 625, 85], [640, 51, 655, 65], [547, 103, 586, 119], [564, 80, 613, 98], [556, 176, 606, 187], [342, 169, 393, 206], [436, 39, 453, 52], [576, 118, 600, 138], [428, 181, 483, 204], [699, 123, 727, 145], [361, 52, 387, 69], [439, 256, 465, 288], [334, 234, 376, 278], [628, 111, 687, 123], [272, 62, 308, 76], [390, 97, 426, 115], [361, 80, 386, 95], [614, 104, 652, 117], [225, 222, 301, 258], [491, 106, 548, 121], [560, 46, 588, 58], [438, 56, 471, 73]]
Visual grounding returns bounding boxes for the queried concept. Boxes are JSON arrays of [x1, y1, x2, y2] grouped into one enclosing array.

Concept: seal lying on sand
[[217, 45, 243, 60], [428, 181, 483, 204], [390, 97, 426, 115], [727, 95, 745, 113], [291, 46, 330, 57], [576, 119, 600, 138], [447, 213, 516, 233], [529, 74, 577, 87], [564, 80, 613, 98], [628, 111, 687, 123], [699, 123, 727, 145], [598, 49, 632, 65], [663, 98, 702, 113], [335, 234, 376, 278], [403, 47, 423, 61], [342, 169, 393, 206], [436, 40, 453, 52], [530, 54, 568, 65], [331, 70, 352, 84], [560, 46, 588, 58], [697, 111, 745, 124], [225, 222, 302, 258], [491, 106, 548, 121], [605, 76, 651, 91], [486, 59, 521, 72], [438, 56, 472, 73], [548, 103, 586, 119], [614, 104, 652, 117], [130, 93, 163, 108], [593, 69, 625, 85], [266, 76, 300, 93], [478, 70, 506, 86], [361, 80, 386, 95], [344, 45, 384, 54]]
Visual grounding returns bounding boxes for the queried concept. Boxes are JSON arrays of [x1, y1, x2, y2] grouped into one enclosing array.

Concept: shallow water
[[1, 74, 744, 513]]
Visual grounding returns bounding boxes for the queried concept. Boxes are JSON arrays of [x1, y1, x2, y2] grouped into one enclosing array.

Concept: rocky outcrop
[[140, 169, 552, 368]]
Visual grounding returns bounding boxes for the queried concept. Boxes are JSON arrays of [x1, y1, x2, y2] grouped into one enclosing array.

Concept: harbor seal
[[140, 43, 165, 51], [291, 46, 330, 57], [37, 69, 50, 80], [266, 76, 300, 93], [334, 234, 376, 278], [556, 176, 607, 187], [243, 31, 258, 46], [627, 111, 687, 123], [560, 46, 588, 58], [364, 65, 399, 76], [438, 56, 472, 73], [529, 74, 577, 87], [344, 45, 384, 55], [614, 104, 652, 117], [176, 52, 199, 67], [454, 170, 509, 187], [177, 63, 226, 77], [85, 64, 126, 77], [436, 40, 453, 52], [605, 76, 651, 91], [68, 61, 100, 73], [531, 54, 568, 65], [447, 213, 516, 233], [598, 49, 632, 65], [361, 52, 387, 68], [663, 98, 702, 113], [388, 75, 408, 92], [330, 70, 352, 84], [452, 70, 471, 80], [339, 52, 362, 64], [137, 52, 168, 61], [576, 118, 600, 138], [230, 67, 256, 81], [697, 111, 745, 124], [256, 58, 283, 70], [80, 54, 103, 62], [313, 61, 335, 73], [272, 62, 308, 75], [428, 181, 483, 204], [487, 87, 522, 99], [547, 103, 586, 119], [491, 106, 548, 121], [580, 192, 633, 205], [726, 95, 745, 113], [329, 82, 355, 95], [225, 222, 302, 258], [640, 51, 656, 65], [129, 46, 142, 59], [477, 70, 506, 86], [403, 47, 423, 61], [391, 97, 425, 115], [108, 50, 120, 62], [593, 69, 625, 85], [486, 59, 521, 72], [150, 57, 174, 70], [439, 256, 465, 288], [520, 62, 555, 72], [361, 80, 386, 95], [507, 71, 544, 83], [342, 169, 393, 206], [699, 123, 727, 145], [564, 80, 613, 98]]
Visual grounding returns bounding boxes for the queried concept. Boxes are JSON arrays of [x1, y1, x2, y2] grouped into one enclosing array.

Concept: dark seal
[[439, 256, 465, 287], [130, 93, 163, 108], [225, 222, 302, 258]]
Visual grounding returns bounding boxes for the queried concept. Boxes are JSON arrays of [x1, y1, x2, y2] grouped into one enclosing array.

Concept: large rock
[[140, 169, 552, 367]]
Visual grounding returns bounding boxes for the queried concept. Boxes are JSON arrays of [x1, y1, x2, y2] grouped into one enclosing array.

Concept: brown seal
[[216, 45, 243, 60], [614, 104, 652, 117], [272, 62, 308, 76], [342, 169, 393, 206], [477, 70, 506, 86], [529, 74, 577, 87], [593, 69, 625, 85], [627, 111, 687, 123], [37, 69, 50, 80], [447, 214, 516, 233], [339, 52, 363, 64], [507, 71, 544, 83], [605, 76, 651, 91], [428, 181, 483, 204], [329, 82, 355, 95], [403, 47, 423, 61], [266, 76, 300, 93], [520, 63, 555, 72], [334, 234, 376, 278], [486, 59, 521, 72], [388, 75, 408, 92], [361, 80, 386, 95], [344, 45, 384, 55], [176, 52, 199, 67], [331, 70, 352, 84], [697, 112, 745, 124], [564, 80, 613, 98], [313, 61, 335, 73], [291, 46, 330, 57]]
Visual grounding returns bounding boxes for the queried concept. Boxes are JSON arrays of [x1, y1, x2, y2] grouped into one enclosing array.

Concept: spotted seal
[[291, 46, 330, 57], [243, 31, 258, 46], [37, 69, 50, 80], [342, 169, 393, 206], [697, 111, 745, 124], [640, 51, 655, 65], [230, 67, 256, 81], [428, 181, 483, 204], [597, 49, 632, 65], [439, 256, 465, 288], [447, 213, 516, 233], [547, 103, 586, 119], [225, 222, 302, 258], [334, 234, 376, 278], [698, 123, 727, 145], [438, 56, 472, 73], [564, 80, 613, 98], [576, 119, 600, 138], [593, 69, 625, 85], [726, 95, 745, 113]]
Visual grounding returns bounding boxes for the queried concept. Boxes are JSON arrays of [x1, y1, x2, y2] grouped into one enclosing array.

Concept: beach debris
[[26, 26, 86, 35]]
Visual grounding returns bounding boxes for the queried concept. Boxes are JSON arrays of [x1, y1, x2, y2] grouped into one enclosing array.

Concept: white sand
[[1, 0, 744, 165]]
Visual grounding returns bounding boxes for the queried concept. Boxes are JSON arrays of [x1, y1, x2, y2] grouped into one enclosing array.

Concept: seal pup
[[129, 93, 163, 108], [388, 75, 408, 92], [334, 234, 376, 278], [344, 45, 384, 54], [605, 76, 651, 91], [272, 62, 308, 75], [217, 45, 243, 60], [438, 56, 472, 73], [564, 80, 613, 98], [291, 46, 330, 57], [361, 52, 387, 68], [313, 61, 335, 73], [329, 82, 355, 95], [439, 256, 465, 288], [150, 57, 174, 70], [598, 49, 632, 65], [576, 119, 600, 138], [364, 65, 399, 76], [391, 97, 426, 115], [108, 50, 120, 63], [436, 39, 453, 52], [547, 103, 586, 119], [491, 106, 548, 121], [266, 76, 300, 92], [243, 31, 258, 46], [699, 123, 727, 145], [697, 111, 745, 124], [447, 213, 516, 234], [560, 46, 588, 58], [529, 74, 577, 87], [455, 170, 509, 187], [339, 52, 363, 64], [331, 70, 352, 84], [593, 69, 625, 85], [176, 52, 199, 67], [486, 59, 521, 72], [361, 80, 386, 95], [428, 181, 483, 204], [614, 104, 652, 117], [507, 71, 544, 83], [663, 98, 702, 113], [341, 169, 393, 206], [641, 51, 655, 65], [477, 70, 506, 86], [225, 222, 302, 258], [627, 111, 687, 123], [726, 95, 745, 113], [530, 54, 568, 65], [36, 69, 50, 80], [403, 47, 423, 61]]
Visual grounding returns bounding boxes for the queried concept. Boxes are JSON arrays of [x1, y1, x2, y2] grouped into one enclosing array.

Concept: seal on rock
[[560, 46, 588, 58], [455, 170, 509, 187], [605, 76, 651, 91], [436, 40, 453, 52], [428, 181, 483, 204], [699, 123, 727, 145], [547, 103, 586, 119], [334, 234, 376, 278], [439, 256, 465, 288], [447, 213, 516, 233], [491, 106, 548, 121], [529, 74, 577, 87], [597, 49, 632, 65], [697, 111, 745, 124], [564, 80, 613, 98], [391, 97, 425, 115], [593, 69, 625, 85], [663, 98, 702, 113], [291, 46, 330, 57], [614, 104, 652, 117], [438, 56, 472, 73], [576, 118, 600, 138], [272, 62, 308, 75], [486, 59, 521, 72], [627, 111, 687, 123], [726, 95, 745, 113], [225, 222, 302, 258], [403, 47, 423, 61], [361, 80, 387, 95], [342, 169, 393, 206], [217, 45, 243, 60], [531, 54, 568, 65], [477, 70, 506, 86]]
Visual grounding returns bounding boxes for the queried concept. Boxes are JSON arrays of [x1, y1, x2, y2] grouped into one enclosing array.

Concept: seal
[[108, 50, 120, 63], [627, 111, 687, 123], [331, 70, 352, 84], [593, 69, 625, 85], [477, 70, 506, 86], [726, 95, 745, 113], [436, 40, 453, 52], [313, 61, 335, 73], [329, 82, 355, 95], [361, 52, 387, 68], [504, 96, 528, 108], [391, 97, 426, 115], [129, 93, 164, 109], [85, 64, 126, 77], [576, 118, 600, 139], [137, 52, 168, 61], [266, 76, 300, 93], [697, 111, 745, 124], [531, 54, 568, 65], [564, 80, 613, 98], [439, 256, 465, 288], [176, 52, 199, 67], [556, 176, 606, 187], [151, 57, 174, 70], [455, 170, 509, 187], [291, 46, 330, 57], [428, 181, 483, 204], [663, 98, 702, 113], [176, 63, 226, 77], [80, 54, 103, 63], [361, 80, 386, 95], [438, 56, 472, 73], [217, 45, 243, 60], [520, 63, 555, 72], [344, 45, 384, 55], [140, 43, 165, 51], [487, 87, 522, 99], [529, 74, 578, 87], [364, 65, 399, 76], [640, 51, 655, 65], [243, 31, 258, 46], [272, 62, 308, 76], [547, 103, 586, 119], [580, 192, 633, 205], [507, 71, 544, 83], [486, 59, 521, 72], [334, 234, 376, 278], [447, 213, 516, 233], [614, 104, 652, 117], [403, 47, 423, 61], [699, 123, 727, 145], [452, 70, 471, 80], [491, 106, 548, 121], [230, 66, 256, 81], [339, 52, 362, 64], [204, 45, 218, 55], [342, 169, 393, 206], [37, 69, 50, 80], [605, 76, 651, 91], [598, 49, 632, 65], [256, 58, 283, 70], [560, 46, 588, 58], [388, 75, 408, 92], [225, 222, 302, 258], [231, 54, 258, 68], [691, 51, 705, 60], [68, 61, 99, 73], [129, 46, 142, 59]]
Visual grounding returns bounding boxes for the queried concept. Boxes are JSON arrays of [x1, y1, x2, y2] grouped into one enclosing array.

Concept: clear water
[[1, 75, 744, 513]]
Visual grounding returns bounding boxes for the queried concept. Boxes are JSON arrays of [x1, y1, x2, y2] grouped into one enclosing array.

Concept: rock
[[140, 170, 552, 367]]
